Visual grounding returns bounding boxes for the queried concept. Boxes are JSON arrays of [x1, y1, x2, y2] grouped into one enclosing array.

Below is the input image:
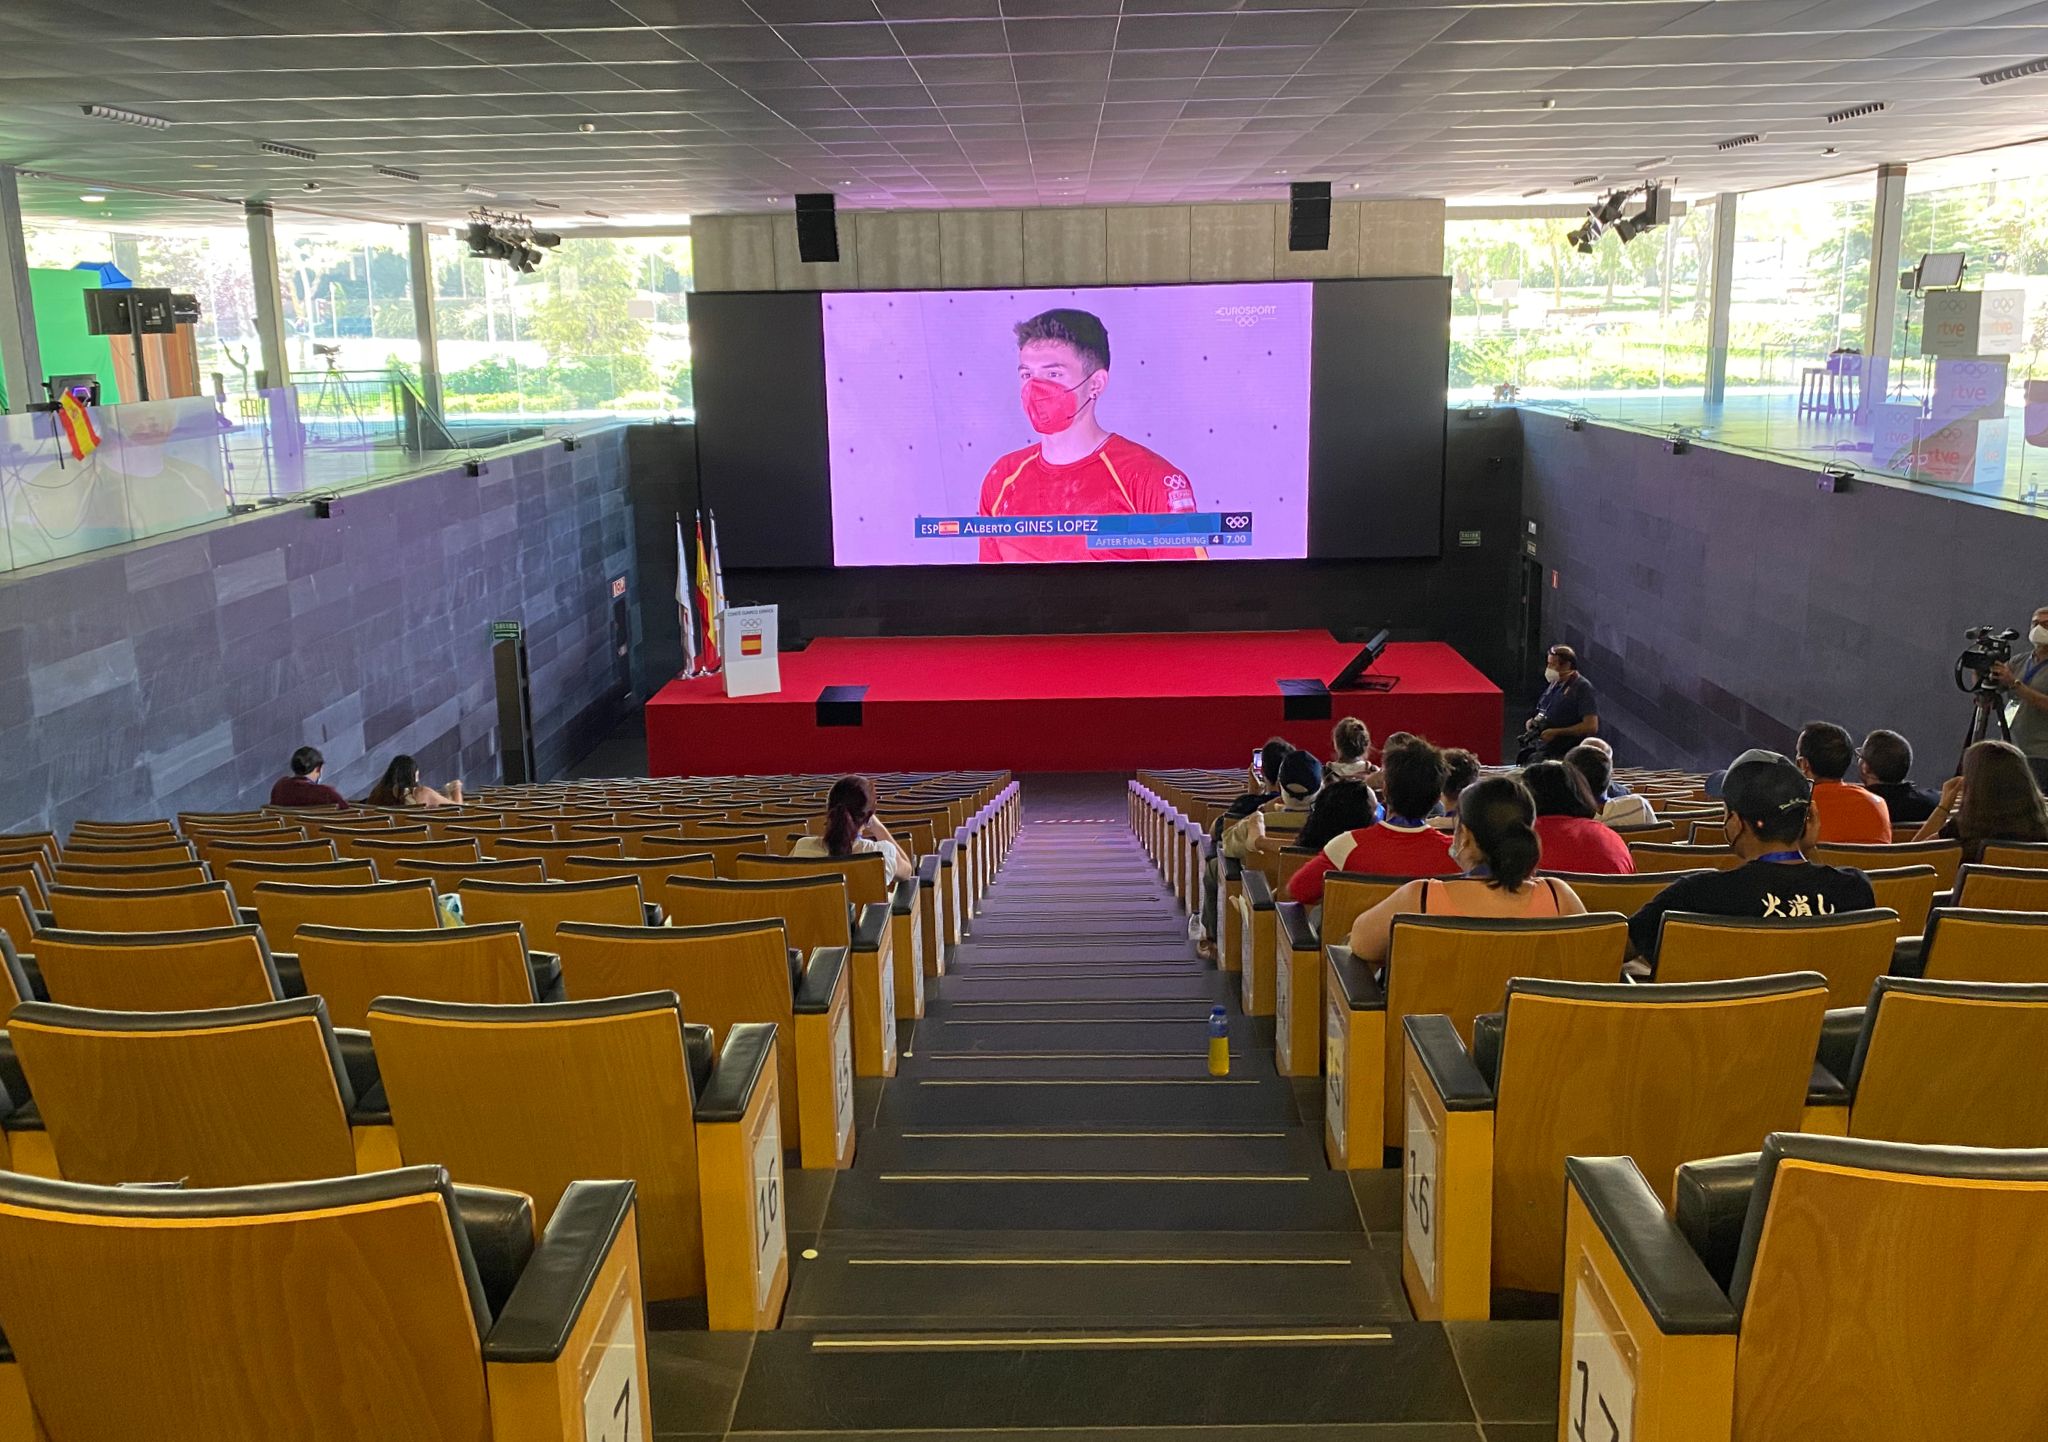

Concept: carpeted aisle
[[695, 775, 1552, 1440]]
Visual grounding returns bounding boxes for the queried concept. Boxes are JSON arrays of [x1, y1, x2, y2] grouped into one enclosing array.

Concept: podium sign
[[1923, 290, 2028, 357], [722, 605, 781, 698]]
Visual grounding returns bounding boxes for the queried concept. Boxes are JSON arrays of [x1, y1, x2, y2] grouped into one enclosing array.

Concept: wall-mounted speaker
[[794, 193, 839, 264], [1287, 181, 1331, 252]]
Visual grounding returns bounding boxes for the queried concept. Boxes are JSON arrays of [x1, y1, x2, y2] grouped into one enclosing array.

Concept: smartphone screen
[[1251, 748, 1263, 773]]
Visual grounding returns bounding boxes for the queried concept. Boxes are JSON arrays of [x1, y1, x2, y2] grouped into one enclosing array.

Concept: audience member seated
[[1292, 778, 1379, 856], [1222, 750, 1322, 862], [1427, 747, 1482, 831], [1629, 749, 1876, 964], [1526, 761, 1635, 873], [1196, 736, 1293, 960], [267, 746, 346, 809], [790, 775, 914, 881], [1518, 644, 1599, 762], [364, 754, 463, 809], [1913, 739, 2048, 862], [1580, 736, 1632, 795], [1566, 743, 1656, 829], [1289, 740, 1457, 905], [1325, 716, 1373, 781], [1346, 775, 1588, 963], [1796, 721, 1892, 843], [1858, 728, 1939, 825]]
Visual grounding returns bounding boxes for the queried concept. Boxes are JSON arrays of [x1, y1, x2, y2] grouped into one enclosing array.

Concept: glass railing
[[0, 375, 616, 576], [1456, 335, 2048, 508], [439, 353, 692, 425]]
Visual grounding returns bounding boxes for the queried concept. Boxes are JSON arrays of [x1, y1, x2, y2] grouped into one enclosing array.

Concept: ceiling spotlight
[[79, 193, 106, 204], [1593, 190, 1629, 225], [260, 140, 318, 162], [1539, 98, 1557, 109], [373, 165, 422, 182], [301, 181, 322, 192], [530, 230, 561, 249], [578, 122, 597, 133], [81, 103, 169, 130]]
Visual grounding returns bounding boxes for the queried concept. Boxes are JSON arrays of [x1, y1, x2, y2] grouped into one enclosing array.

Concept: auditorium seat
[[559, 852, 716, 892], [368, 993, 787, 1326], [1320, 874, 1409, 945], [1613, 821, 1680, 845], [1912, 908, 2048, 983], [250, 878, 441, 944], [351, 835, 485, 869], [295, 922, 555, 1027], [1814, 975, 2048, 1146], [1629, 842, 1744, 873], [330, 827, 433, 862], [484, 835, 623, 878], [387, 855, 548, 887], [639, 832, 769, 878], [29, 925, 283, 1012], [667, 873, 896, 1077], [3, 995, 386, 1183], [1811, 838, 1964, 889], [59, 838, 196, 867], [446, 821, 555, 846], [1980, 841, 2048, 870], [1561, 1135, 2048, 1441], [556, 919, 858, 1169], [50, 858, 211, 892], [0, 1165, 649, 1441], [0, 834, 57, 867], [1399, 972, 1828, 1320], [1235, 870, 1279, 1016], [47, 880, 240, 934], [1651, 909, 1902, 1006], [1271, 874, 1414, 1077], [68, 819, 177, 842], [1861, 863, 1942, 935], [1952, 863, 2048, 912], [0, 935, 37, 1021], [1322, 914, 1629, 1168], [458, 876, 649, 946], [0, 857, 47, 909], [1542, 869, 1711, 917], [218, 856, 379, 893], [736, 852, 925, 1021], [0, 887, 38, 959]]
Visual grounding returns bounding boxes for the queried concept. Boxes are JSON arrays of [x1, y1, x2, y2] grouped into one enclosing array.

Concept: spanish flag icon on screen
[[740, 632, 764, 656], [935, 520, 960, 535]]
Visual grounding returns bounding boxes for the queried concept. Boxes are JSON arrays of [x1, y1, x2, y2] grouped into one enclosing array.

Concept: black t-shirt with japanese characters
[[1629, 859, 1878, 963]]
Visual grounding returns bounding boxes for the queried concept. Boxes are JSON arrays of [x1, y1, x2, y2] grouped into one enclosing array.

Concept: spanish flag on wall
[[57, 392, 101, 461]]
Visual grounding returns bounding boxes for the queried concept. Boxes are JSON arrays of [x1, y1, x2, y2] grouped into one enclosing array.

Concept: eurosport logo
[[1214, 304, 1279, 328]]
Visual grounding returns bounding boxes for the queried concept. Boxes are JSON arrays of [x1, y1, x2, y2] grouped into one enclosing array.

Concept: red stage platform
[[645, 631, 1503, 775]]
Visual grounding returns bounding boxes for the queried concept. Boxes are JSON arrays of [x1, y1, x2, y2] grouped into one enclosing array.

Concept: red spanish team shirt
[[976, 433, 1202, 562]]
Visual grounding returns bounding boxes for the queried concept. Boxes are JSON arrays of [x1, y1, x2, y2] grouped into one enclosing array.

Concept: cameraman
[[1990, 605, 2048, 789], [1518, 645, 1599, 763]]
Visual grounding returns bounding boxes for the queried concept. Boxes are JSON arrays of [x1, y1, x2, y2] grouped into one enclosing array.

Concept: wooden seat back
[[218, 857, 378, 893], [1320, 873, 1409, 946], [638, 833, 768, 878], [60, 839, 197, 867], [1810, 840, 1964, 890], [330, 828, 433, 862], [484, 836, 623, 878], [251, 879, 440, 946], [1541, 869, 1710, 919], [385, 856, 547, 887], [350, 836, 483, 869], [1654, 908, 1902, 1007], [558, 854, 716, 891], [32, 925, 281, 1012], [8, 996, 355, 1186], [1920, 908, 2048, 983], [50, 860, 210, 892], [0, 886, 37, 956], [735, 851, 889, 907], [1850, 976, 2048, 1146], [1629, 842, 1744, 873], [0, 856, 49, 908], [1978, 841, 2048, 870], [664, 874, 851, 953], [1953, 864, 2048, 913], [296, 923, 537, 1028], [1862, 864, 1941, 936], [48, 881, 239, 934], [192, 835, 335, 869], [457, 877, 645, 946], [369, 992, 708, 1301], [1381, 913, 1629, 1138], [1489, 972, 1826, 1293]]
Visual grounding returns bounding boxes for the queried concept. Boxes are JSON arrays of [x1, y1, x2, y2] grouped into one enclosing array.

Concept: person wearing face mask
[[975, 308, 1202, 563], [1517, 645, 1599, 762], [1989, 606, 2048, 790], [1345, 775, 1588, 966]]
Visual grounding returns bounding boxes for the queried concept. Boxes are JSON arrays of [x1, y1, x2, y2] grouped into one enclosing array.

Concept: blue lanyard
[[1757, 850, 1805, 864], [1384, 814, 1430, 830], [2024, 654, 2048, 688]]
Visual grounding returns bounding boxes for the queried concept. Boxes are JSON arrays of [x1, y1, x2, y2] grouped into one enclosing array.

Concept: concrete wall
[[0, 427, 636, 831], [693, 198, 1446, 292], [1522, 417, 2048, 777]]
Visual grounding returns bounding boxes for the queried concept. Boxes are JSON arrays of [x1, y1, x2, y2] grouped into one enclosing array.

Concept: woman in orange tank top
[[1347, 774, 1586, 963]]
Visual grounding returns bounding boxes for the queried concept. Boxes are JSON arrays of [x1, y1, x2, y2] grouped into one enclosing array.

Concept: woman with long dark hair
[[363, 754, 462, 809], [791, 775, 914, 880], [1915, 739, 2048, 861], [1524, 760, 1634, 874], [1346, 774, 1587, 963]]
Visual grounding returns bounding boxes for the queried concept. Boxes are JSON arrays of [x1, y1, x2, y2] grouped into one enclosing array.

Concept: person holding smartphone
[[1194, 738, 1294, 960]]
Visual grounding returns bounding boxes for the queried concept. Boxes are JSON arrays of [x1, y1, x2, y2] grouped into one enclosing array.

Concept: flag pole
[[675, 510, 699, 679]]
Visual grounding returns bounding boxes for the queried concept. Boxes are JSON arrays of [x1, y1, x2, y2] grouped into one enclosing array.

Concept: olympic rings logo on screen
[[1214, 304, 1278, 328]]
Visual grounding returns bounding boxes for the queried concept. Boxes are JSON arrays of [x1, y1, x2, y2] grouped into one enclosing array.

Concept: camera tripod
[[1959, 686, 2013, 773], [304, 350, 369, 449]]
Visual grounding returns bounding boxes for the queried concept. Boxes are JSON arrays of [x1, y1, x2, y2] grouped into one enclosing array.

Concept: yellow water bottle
[[1206, 1005, 1230, 1077]]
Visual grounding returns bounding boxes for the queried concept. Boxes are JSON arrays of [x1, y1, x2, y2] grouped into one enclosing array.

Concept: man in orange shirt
[[1795, 721, 1893, 844]]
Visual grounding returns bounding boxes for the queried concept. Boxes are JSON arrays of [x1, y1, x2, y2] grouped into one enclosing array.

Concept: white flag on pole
[[676, 515, 697, 676]]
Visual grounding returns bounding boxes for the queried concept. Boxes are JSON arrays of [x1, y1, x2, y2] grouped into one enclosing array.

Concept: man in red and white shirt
[[1289, 740, 1459, 904], [977, 307, 1203, 563]]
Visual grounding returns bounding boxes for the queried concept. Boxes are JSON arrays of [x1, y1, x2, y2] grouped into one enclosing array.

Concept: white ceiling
[[4, 0, 2048, 229]]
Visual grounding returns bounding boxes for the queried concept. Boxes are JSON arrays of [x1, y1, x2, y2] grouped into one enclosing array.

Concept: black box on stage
[[794, 194, 839, 264], [83, 287, 177, 336], [1288, 182, 1331, 252]]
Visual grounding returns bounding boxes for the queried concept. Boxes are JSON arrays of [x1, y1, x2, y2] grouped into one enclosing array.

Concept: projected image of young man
[[976, 308, 1203, 563]]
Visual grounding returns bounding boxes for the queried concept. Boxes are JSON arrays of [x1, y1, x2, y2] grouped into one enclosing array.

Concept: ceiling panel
[[0, 0, 2043, 227]]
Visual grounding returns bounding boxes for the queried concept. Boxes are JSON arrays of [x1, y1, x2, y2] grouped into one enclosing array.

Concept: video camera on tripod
[[1957, 627, 2021, 695]]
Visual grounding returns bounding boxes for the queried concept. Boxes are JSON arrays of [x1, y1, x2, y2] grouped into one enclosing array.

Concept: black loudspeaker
[[794, 193, 839, 263], [1287, 181, 1331, 252]]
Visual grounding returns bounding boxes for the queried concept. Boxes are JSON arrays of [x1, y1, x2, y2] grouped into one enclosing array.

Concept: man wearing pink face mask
[[975, 308, 1202, 562]]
